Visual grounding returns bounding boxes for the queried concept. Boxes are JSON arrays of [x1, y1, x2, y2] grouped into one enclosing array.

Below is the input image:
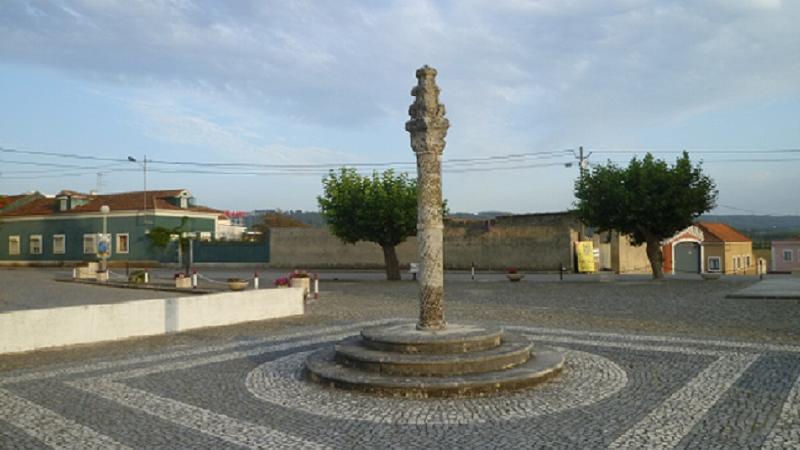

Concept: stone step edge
[[334, 334, 533, 377], [360, 323, 504, 354], [306, 346, 565, 398]]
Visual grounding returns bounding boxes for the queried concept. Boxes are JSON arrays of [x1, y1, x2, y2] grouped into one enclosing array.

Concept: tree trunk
[[382, 244, 401, 281], [645, 238, 664, 279]]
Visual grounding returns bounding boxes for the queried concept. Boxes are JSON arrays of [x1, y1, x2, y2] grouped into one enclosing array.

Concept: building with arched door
[[663, 222, 755, 275]]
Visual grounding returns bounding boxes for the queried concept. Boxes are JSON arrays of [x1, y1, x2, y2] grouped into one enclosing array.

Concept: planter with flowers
[[506, 268, 524, 282], [227, 277, 249, 291], [289, 270, 311, 298], [274, 277, 290, 288], [174, 273, 192, 289]]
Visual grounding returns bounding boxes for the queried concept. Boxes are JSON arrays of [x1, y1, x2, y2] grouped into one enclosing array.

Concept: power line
[[591, 148, 800, 154]]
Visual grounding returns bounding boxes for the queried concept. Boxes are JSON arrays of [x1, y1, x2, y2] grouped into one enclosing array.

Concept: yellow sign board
[[575, 241, 596, 273]]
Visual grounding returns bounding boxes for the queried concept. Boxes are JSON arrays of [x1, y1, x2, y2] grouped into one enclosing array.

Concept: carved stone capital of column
[[405, 65, 450, 153]]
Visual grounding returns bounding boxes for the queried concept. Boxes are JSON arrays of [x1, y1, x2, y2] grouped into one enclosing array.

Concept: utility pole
[[576, 146, 592, 242]]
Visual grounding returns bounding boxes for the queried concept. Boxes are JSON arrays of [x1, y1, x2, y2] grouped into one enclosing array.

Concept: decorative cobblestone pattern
[[1, 320, 799, 449]]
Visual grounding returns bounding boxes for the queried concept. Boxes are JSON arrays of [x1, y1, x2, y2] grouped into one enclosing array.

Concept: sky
[[0, 0, 798, 215]]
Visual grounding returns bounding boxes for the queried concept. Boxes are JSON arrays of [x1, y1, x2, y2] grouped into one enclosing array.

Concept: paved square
[[1, 319, 798, 449]]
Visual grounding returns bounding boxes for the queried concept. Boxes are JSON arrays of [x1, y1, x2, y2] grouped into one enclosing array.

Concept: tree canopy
[[574, 152, 717, 278], [318, 168, 418, 280], [147, 216, 194, 274]]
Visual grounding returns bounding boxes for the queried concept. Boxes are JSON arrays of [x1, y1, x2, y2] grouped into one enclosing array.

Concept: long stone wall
[[0, 288, 304, 354], [268, 213, 580, 271]]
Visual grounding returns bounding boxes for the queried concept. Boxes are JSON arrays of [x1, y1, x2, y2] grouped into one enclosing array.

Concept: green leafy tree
[[147, 216, 194, 275], [318, 168, 418, 281], [574, 152, 717, 279]]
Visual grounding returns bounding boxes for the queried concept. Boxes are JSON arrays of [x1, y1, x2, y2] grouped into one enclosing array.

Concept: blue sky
[[1, 0, 798, 214]]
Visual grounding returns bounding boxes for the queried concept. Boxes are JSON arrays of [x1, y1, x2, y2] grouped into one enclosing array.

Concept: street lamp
[[128, 155, 148, 221], [99, 205, 111, 273]]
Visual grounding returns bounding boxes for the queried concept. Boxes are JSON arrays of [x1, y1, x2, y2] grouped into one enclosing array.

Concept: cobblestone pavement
[[1, 274, 800, 448]]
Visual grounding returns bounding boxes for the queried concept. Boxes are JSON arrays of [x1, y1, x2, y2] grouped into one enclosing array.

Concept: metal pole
[[143, 154, 148, 223], [102, 212, 108, 273]]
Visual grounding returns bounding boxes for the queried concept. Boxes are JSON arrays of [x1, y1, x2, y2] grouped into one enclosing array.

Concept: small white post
[[72, 267, 77, 279], [471, 262, 475, 281], [313, 273, 319, 300], [191, 269, 198, 288], [144, 270, 149, 284], [254, 270, 260, 289]]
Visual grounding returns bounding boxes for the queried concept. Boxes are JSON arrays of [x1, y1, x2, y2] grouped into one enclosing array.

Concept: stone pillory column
[[406, 65, 450, 331]]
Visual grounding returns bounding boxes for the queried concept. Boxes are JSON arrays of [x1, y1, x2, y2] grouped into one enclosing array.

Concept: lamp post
[[127, 155, 148, 222], [99, 205, 110, 273]]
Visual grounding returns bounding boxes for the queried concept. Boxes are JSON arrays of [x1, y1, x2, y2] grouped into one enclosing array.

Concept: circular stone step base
[[335, 333, 533, 376], [360, 322, 503, 354], [306, 346, 565, 398]]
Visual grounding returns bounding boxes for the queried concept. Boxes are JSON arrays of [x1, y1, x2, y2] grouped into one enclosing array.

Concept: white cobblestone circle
[[245, 347, 628, 425]]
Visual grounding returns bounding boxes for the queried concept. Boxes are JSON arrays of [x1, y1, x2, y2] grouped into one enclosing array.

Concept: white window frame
[[9, 235, 20, 256], [53, 234, 66, 255], [784, 250, 793, 262], [29, 235, 43, 255], [116, 233, 130, 254], [83, 234, 97, 254], [745, 255, 751, 268], [708, 256, 721, 272]]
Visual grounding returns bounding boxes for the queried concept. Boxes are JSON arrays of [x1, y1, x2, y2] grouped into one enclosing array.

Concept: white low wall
[[0, 288, 305, 354]]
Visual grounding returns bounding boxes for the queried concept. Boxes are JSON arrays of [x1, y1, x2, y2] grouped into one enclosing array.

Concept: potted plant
[[128, 270, 146, 284], [227, 277, 249, 291], [289, 269, 311, 298], [506, 268, 524, 282], [274, 277, 290, 288], [175, 272, 192, 289]]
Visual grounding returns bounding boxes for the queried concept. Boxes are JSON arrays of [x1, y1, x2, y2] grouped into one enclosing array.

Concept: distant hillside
[[699, 214, 800, 247], [247, 210, 513, 227], [448, 211, 512, 221]]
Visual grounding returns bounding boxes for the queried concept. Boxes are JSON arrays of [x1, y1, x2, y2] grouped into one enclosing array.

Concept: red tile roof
[[0, 194, 29, 210], [0, 189, 223, 217], [697, 222, 751, 242]]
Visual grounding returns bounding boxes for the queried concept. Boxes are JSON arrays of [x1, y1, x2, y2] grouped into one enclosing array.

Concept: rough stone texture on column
[[406, 65, 450, 331]]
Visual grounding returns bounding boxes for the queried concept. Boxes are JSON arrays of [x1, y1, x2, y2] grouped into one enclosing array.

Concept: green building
[[0, 189, 221, 266]]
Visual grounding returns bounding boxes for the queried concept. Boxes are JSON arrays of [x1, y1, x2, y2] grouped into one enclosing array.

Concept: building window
[[745, 255, 751, 268], [9, 235, 20, 255], [29, 235, 42, 254], [59, 198, 68, 211], [116, 234, 129, 254], [83, 234, 97, 254], [784, 250, 794, 262], [708, 256, 721, 272], [53, 235, 66, 255]]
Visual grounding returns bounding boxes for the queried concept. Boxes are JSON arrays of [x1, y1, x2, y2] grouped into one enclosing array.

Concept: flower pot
[[96, 270, 109, 283], [228, 280, 249, 291], [506, 273, 524, 282], [175, 277, 192, 289], [290, 277, 311, 298]]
